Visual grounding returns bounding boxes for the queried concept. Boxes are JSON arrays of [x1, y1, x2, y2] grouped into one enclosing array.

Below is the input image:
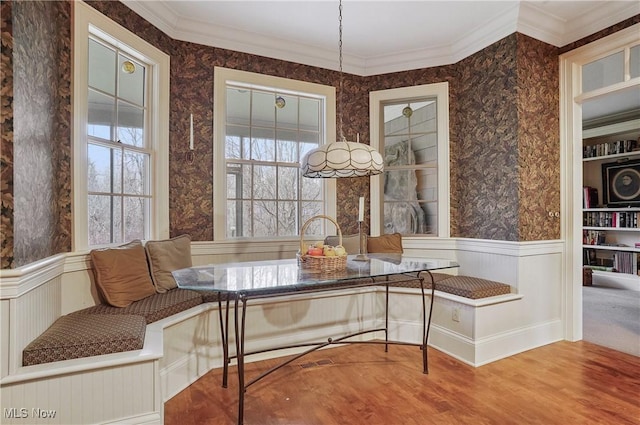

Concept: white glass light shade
[[301, 140, 384, 178]]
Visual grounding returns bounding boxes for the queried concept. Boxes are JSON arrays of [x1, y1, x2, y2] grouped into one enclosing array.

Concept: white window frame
[[213, 67, 337, 241], [369, 82, 450, 237], [73, 1, 170, 251]]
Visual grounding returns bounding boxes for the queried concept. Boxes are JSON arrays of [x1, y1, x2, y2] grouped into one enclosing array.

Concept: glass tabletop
[[172, 254, 459, 295]]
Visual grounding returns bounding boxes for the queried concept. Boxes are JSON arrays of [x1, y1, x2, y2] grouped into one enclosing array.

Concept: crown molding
[[120, 0, 638, 77], [519, 1, 640, 48]]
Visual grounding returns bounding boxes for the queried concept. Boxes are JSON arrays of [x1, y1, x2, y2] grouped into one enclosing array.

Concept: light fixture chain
[[338, 0, 344, 141]]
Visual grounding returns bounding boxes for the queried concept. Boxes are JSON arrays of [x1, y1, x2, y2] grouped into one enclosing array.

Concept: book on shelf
[[582, 230, 606, 245], [582, 186, 599, 209], [582, 211, 639, 228], [583, 139, 638, 158]]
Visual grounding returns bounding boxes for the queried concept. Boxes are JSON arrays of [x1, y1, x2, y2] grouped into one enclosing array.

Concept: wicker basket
[[298, 215, 348, 272]]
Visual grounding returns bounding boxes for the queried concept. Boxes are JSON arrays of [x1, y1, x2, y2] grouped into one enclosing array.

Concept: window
[[73, 2, 169, 250], [213, 67, 336, 240], [369, 83, 450, 237]]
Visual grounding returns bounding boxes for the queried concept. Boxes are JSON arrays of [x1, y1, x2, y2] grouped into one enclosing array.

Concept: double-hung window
[[213, 68, 336, 240], [73, 1, 169, 250]]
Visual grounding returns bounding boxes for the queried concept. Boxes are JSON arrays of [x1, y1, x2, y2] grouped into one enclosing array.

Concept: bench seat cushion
[[384, 274, 511, 299], [436, 276, 511, 299], [74, 288, 203, 324], [23, 314, 146, 366]]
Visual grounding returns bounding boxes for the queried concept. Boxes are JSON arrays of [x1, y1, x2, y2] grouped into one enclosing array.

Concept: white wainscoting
[[0, 237, 564, 424]]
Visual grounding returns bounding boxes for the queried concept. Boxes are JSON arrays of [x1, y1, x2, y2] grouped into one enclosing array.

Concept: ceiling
[[120, 0, 639, 121], [122, 0, 639, 76]]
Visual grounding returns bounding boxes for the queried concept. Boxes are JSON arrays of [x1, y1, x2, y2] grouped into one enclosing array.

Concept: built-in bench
[[21, 274, 511, 366]]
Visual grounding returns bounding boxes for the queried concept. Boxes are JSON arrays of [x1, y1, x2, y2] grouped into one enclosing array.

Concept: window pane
[[253, 201, 276, 237], [88, 39, 116, 95], [413, 134, 437, 165], [88, 144, 112, 193], [301, 173, 321, 201], [88, 195, 122, 244], [631, 44, 640, 79], [227, 163, 252, 199], [278, 166, 298, 200], [118, 101, 144, 147], [301, 202, 323, 234], [276, 129, 298, 162], [275, 94, 298, 130], [252, 91, 275, 127], [299, 97, 320, 131], [112, 196, 123, 244], [582, 51, 624, 92], [118, 54, 145, 106], [123, 151, 148, 195], [88, 194, 112, 245], [226, 200, 251, 237], [251, 128, 275, 161], [227, 87, 250, 126], [278, 201, 297, 236], [88, 89, 115, 141], [124, 196, 147, 241], [253, 165, 276, 199], [226, 126, 249, 159], [299, 131, 319, 159]]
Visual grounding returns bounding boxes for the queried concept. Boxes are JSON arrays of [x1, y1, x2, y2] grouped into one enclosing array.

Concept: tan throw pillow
[[90, 240, 156, 308], [145, 234, 192, 293], [367, 233, 403, 254], [324, 234, 360, 255]]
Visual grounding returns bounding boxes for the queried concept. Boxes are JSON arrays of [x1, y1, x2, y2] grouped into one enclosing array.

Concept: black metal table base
[[217, 271, 436, 425]]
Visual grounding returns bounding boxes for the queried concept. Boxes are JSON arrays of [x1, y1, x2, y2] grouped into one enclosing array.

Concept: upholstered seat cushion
[[23, 314, 146, 366], [383, 274, 511, 299], [381, 272, 452, 289], [436, 276, 511, 299], [73, 289, 203, 324]]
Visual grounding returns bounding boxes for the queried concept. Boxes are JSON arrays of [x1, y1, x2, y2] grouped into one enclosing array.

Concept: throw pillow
[[145, 234, 192, 293], [90, 240, 156, 308], [367, 233, 403, 254], [324, 234, 360, 255]]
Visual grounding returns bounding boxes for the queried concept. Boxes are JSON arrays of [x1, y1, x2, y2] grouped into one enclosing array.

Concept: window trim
[[213, 67, 336, 241], [369, 82, 450, 237], [73, 1, 170, 250]]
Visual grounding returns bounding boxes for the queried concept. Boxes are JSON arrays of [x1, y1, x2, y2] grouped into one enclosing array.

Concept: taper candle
[[189, 114, 194, 150]]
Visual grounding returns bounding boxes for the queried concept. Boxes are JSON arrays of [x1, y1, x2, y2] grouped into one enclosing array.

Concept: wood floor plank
[[164, 341, 640, 425]]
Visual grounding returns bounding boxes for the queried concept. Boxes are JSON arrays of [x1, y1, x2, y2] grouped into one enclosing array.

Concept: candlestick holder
[[354, 220, 369, 261]]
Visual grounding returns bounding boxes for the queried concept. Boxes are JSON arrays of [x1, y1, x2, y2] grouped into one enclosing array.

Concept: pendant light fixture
[[300, 0, 384, 178]]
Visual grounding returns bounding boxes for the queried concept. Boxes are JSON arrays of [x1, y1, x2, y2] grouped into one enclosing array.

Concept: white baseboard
[[429, 319, 563, 367]]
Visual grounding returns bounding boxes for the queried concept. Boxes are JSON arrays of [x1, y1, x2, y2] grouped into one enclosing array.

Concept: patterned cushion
[[382, 272, 452, 289], [72, 289, 203, 324], [384, 273, 511, 299], [23, 314, 146, 366], [436, 276, 511, 299]]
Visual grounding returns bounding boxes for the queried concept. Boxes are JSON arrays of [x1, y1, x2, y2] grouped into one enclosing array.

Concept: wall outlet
[[452, 307, 460, 322]]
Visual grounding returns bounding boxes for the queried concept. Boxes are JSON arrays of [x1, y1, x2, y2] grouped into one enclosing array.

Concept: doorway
[[560, 24, 640, 346]]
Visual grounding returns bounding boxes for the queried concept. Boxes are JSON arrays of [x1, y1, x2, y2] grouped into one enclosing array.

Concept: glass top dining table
[[172, 254, 459, 296]]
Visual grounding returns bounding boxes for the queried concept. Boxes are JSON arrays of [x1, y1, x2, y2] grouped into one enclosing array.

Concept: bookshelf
[[582, 118, 640, 289]]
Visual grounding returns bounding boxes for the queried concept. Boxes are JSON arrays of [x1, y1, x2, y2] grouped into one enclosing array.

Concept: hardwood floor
[[165, 341, 640, 425]]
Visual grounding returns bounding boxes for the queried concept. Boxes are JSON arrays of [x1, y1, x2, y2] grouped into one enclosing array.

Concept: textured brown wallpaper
[[2, 1, 634, 268], [516, 34, 560, 241], [10, 0, 72, 267], [1, 1, 14, 269]]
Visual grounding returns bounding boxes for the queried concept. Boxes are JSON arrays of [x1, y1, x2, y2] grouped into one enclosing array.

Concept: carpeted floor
[[583, 285, 640, 357]]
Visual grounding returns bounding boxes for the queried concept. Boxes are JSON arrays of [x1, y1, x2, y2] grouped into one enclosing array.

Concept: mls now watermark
[[4, 408, 57, 419]]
